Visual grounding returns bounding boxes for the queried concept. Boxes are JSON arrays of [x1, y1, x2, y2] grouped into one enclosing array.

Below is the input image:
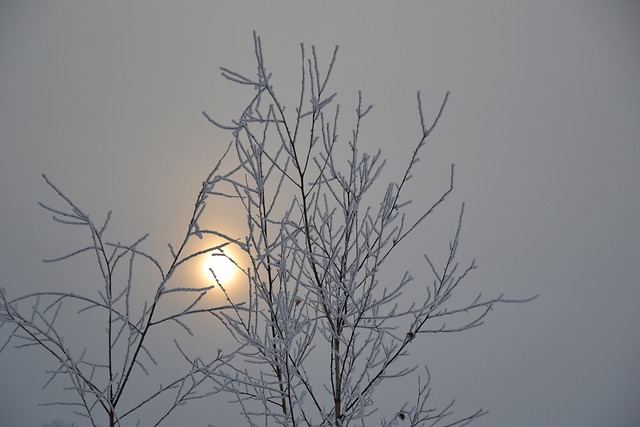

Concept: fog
[[1, 1, 639, 426]]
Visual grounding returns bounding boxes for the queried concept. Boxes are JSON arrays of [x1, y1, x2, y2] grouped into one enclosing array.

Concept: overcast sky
[[1, 1, 639, 426]]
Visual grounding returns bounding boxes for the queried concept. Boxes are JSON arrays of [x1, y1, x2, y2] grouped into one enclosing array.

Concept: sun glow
[[202, 249, 238, 285]]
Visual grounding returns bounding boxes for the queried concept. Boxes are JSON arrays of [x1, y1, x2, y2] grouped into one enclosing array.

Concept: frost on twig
[[198, 33, 536, 426], [381, 367, 488, 427], [0, 31, 537, 427], [0, 165, 240, 426]]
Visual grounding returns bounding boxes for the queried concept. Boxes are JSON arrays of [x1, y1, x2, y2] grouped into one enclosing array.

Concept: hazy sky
[[1, 1, 639, 426]]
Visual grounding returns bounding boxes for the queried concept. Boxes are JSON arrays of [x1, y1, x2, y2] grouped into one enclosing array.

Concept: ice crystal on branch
[[198, 33, 535, 426]]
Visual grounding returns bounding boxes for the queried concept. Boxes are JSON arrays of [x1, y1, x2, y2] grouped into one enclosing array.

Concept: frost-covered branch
[[0, 157, 240, 426], [0, 31, 536, 427], [197, 33, 535, 426]]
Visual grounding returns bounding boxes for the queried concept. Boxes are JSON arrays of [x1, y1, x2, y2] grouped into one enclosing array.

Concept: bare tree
[[0, 161, 240, 426], [1, 32, 535, 427], [199, 33, 535, 427]]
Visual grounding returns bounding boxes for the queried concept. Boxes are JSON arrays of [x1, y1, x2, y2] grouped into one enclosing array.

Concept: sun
[[202, 249, 237, 284]]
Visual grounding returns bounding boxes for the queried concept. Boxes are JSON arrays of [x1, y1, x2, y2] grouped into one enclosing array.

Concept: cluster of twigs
[[197, 33, 535, 426], [0, 33, 535, 426], [1, 166, 238, 426]]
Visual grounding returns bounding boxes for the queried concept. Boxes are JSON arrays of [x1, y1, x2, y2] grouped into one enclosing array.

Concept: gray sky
[[1, 1, 639, 426]]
